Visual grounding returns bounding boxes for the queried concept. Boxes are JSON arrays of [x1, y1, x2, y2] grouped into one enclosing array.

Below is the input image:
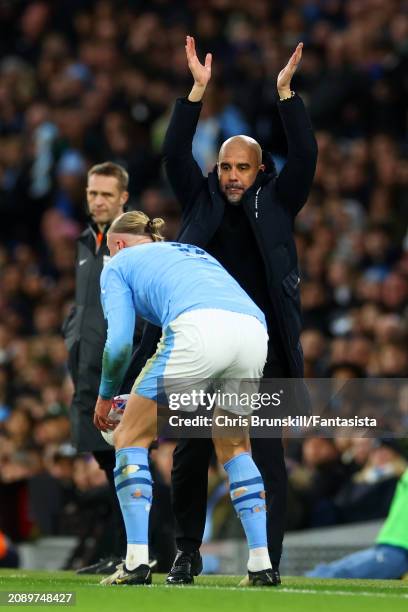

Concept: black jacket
[[124, 94, 317, 385], [62, 224, 114, 452]]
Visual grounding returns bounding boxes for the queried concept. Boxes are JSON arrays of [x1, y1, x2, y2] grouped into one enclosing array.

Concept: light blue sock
[[114, 447, 152, 545], [224, 452, 267, 549]]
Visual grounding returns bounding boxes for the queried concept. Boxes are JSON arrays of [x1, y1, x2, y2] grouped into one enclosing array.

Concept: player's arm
[[275, 43, 318, 216], [162, 36, 212, 211], [94, 266, 135, 431]]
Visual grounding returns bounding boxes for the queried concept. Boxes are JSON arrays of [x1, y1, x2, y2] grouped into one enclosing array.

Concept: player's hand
[[277, 42, 303, 98], [94, 396, 116, 431], [185, 35, 212, 88]]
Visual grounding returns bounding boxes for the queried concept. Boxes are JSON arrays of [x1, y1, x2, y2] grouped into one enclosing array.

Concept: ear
[[120, 191, 129, 206], [117, 239, 125, 251], [259, 164, 265, 173]]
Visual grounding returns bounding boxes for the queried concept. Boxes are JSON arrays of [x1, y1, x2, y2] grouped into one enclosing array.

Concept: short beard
[[224, 190, 244, 205]]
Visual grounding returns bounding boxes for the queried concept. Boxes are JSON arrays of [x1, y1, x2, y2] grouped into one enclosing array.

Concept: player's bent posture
[[94, 210, 274, 586]]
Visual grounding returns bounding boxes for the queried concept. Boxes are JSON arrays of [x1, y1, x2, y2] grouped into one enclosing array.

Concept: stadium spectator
[[289, 437, 350, 528], [334, 439, 407, 525]]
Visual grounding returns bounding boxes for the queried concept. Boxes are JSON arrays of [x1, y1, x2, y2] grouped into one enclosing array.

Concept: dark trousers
[[93, 449, 127, 558], [171, 358, 288, 566]]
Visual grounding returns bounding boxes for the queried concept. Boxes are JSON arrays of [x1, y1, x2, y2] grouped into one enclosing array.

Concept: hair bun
[[151, 218, 165, 231]]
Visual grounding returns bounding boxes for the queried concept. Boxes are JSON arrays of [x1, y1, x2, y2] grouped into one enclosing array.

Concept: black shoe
[[166, 550, 203, 585], [239, 567, 280, 587], [76, 556, 122, 575], [101, 563, 152, 585], [272, 567, 281, 585]]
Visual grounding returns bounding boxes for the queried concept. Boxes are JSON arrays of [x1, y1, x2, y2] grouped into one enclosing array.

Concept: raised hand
[[186, 35, 212, 101], [277, 42, 303, 98]]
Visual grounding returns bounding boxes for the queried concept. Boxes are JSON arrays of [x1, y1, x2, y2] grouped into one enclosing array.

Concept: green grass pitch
[[1, 569, 408, 612]]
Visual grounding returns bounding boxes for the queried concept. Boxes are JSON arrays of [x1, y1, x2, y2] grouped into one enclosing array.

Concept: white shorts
[[132, 309, 268, 415]]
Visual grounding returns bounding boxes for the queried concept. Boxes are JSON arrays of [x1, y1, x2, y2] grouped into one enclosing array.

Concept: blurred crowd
[[0, 0, 407, 567]]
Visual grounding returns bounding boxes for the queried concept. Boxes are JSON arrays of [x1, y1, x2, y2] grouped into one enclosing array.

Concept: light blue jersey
[[99, 241, 266, 398]]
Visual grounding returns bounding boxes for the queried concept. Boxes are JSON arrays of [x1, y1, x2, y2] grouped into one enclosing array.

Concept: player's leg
[[212, 313, 274, 585], [106, 393, 156, 585], [105, 326, 179, 585], [114, 394, 157, 449], [250, 437, 287, 579], [212, 417, 273, 585]]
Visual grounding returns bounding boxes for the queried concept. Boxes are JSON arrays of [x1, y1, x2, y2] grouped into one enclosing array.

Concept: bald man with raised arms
[[120, 36, 318, 586]]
